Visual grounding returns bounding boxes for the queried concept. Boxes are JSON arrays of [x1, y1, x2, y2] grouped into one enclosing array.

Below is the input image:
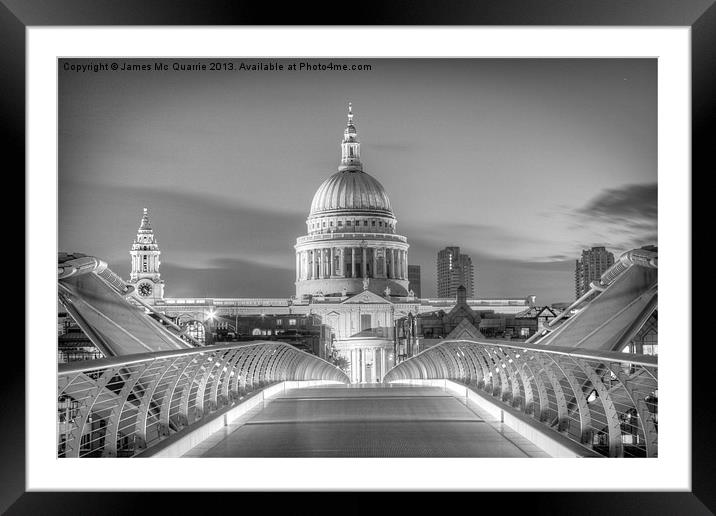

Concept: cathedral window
[[364, 220, 368, 226], [347, 221, 352, 226], [371, 221, 376, 226]]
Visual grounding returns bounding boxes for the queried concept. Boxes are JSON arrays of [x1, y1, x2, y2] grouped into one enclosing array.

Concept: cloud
[[401, 232, 576, 302], [578, 183, 657, 221], [570, 182, 657, 253], [161, 258, 294, 298], [368, 141, 415, 152], [404, 222, 546, 257], [59, 178, 305, 274]]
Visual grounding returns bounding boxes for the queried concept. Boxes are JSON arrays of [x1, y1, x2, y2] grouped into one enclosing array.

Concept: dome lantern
[[340, 101, 362, 172]]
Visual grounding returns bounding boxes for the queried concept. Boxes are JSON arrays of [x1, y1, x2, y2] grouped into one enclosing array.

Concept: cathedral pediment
[[341, 290, 393, 305], [446, 318, 484, 341], [537, 307, 557, 318]]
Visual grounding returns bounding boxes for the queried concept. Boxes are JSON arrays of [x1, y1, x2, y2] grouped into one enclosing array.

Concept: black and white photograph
[[56, 57, 660, 460]]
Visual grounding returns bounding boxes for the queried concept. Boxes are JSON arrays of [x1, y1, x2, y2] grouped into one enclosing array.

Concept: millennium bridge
[[57, 248, 658, 459]]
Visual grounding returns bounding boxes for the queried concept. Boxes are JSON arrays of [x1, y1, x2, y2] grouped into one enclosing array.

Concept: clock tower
[[129, 207, 165, 302]]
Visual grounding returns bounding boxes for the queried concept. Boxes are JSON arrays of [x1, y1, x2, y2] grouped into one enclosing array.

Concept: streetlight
[[205, 309, 217, 345]]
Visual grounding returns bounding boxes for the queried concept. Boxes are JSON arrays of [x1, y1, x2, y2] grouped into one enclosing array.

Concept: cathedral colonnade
[[295, 246, 408, 281]]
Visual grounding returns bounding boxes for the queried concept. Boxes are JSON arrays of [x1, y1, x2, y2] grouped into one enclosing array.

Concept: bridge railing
[[383, 339, 658, 458], [57, 341, 349, 458]]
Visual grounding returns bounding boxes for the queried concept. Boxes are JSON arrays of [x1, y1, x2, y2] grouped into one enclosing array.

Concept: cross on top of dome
[[344, 102, 358, 139]]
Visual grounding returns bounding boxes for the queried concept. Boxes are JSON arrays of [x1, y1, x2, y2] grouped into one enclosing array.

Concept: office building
[[407, 265, 421, 298], [437, 246, 474, 298], [575, 246, 615, 298]]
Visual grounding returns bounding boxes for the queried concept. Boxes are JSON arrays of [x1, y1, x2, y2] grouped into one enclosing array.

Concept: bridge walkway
[[182, 384, 550, 458]]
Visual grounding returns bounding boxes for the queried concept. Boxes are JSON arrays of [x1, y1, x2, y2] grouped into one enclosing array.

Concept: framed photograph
[[10, 0, 707, 512]]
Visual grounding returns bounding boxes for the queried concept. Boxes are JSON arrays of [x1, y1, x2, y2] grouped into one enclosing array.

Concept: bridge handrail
[[58, 340, 307, 374], [57, 341, 349, 458], [599, 248, 657, 287], [384, 338, 658, 458], [433, 338, 659, 368]]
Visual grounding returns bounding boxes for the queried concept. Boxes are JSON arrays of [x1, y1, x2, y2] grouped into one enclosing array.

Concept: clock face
[[138, 282, 153, 297]]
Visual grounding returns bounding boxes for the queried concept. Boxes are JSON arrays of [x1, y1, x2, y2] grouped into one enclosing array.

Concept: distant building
[[437, 246, 474, 298], [407, 265, 421, 298], [57, 311, 102, 363], [575, 246, 615, 299], [394, 286, 538, 361], [512, 305, 561, 334], [208, 313, 332, 359]]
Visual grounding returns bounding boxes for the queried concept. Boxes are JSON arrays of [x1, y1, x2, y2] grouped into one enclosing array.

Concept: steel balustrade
[[383, 339, 658, 457], [57, 341, 349, 458]]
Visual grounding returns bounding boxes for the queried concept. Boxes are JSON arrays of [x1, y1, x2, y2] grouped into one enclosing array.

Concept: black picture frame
[[7, 1, 708, 513]]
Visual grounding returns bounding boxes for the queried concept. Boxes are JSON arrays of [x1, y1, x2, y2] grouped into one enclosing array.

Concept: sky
[[58, 58, 657, 305]]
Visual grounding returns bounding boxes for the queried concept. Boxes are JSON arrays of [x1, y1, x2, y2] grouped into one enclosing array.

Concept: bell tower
[[129, 207, 165, 302]]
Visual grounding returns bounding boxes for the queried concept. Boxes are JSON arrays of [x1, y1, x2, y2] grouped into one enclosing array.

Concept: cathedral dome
[[309, 170, 394, 217], [295, 104, 410, 302]]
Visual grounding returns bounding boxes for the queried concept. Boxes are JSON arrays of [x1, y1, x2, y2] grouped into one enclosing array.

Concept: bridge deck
[[184, 384, 550, 457]]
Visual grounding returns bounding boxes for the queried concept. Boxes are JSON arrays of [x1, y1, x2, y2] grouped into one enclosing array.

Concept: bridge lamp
[[206, 310, 216, 321], [587, 389, 598, 403]]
